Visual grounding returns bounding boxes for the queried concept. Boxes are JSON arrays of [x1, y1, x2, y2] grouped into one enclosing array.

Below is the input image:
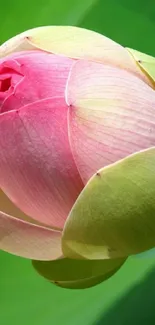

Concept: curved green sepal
[[62, 148, 155, 259], [51, 268, 119, 290], [127, 48, 155, 85], [32, 256, 125, 283]]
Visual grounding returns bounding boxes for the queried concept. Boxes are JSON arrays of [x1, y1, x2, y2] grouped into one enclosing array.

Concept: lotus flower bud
[[0, 26, 155, 289]]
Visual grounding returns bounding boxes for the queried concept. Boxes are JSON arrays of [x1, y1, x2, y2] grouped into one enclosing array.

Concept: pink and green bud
[[0, 26, 155, 289]]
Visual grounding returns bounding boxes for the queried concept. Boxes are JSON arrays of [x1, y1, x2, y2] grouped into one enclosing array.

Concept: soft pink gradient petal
[[0, 211, 62, 260], [0, 97, 83, 228], [0, 51, 73, 112], [66, 60, 155, 184]]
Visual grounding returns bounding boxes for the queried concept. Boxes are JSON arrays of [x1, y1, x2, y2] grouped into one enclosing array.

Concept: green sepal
[[62, 148, 155, 259], [51, 268, 119, 289], [32, 256, 125, 289], [127, 48, 155, 85]]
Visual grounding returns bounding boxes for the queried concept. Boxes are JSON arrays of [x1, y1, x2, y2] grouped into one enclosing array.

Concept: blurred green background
[[1, 0, 155, 324]]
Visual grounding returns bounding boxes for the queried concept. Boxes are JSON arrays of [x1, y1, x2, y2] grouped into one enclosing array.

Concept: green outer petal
[[0, 26, 152, 86], [127, 48, 155, 86], [51, 268, 119, 289], [62, 148, 155, 259], [32, 257, 125, 282]]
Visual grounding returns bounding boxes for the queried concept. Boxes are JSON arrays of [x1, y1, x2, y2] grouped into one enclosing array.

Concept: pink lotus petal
[[0, 51, 73, 112], [66, 60, 155, 184], [0, 189, 62, 260], [0, 97, 83, 228], [0, 211, 62, 260]]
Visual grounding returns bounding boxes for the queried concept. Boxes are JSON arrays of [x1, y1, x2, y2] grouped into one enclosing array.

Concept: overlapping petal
[[0, 189, 34, 223], [127, 48, 155, 85], [0, 26, 152, 86], [0, 97, 83, 229], [66, 60, 155, 184], [0, 190, 62, 260], [0, 51, 73, 112]]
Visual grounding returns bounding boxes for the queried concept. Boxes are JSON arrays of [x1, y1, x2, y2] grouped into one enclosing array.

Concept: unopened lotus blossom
[[1, 26, 155, 289]]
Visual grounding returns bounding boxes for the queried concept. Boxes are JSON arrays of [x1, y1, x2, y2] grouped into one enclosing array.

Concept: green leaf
[[32, 257, 125, 283], [127, 48, 155, 85], [62, 148, 155, 259]]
